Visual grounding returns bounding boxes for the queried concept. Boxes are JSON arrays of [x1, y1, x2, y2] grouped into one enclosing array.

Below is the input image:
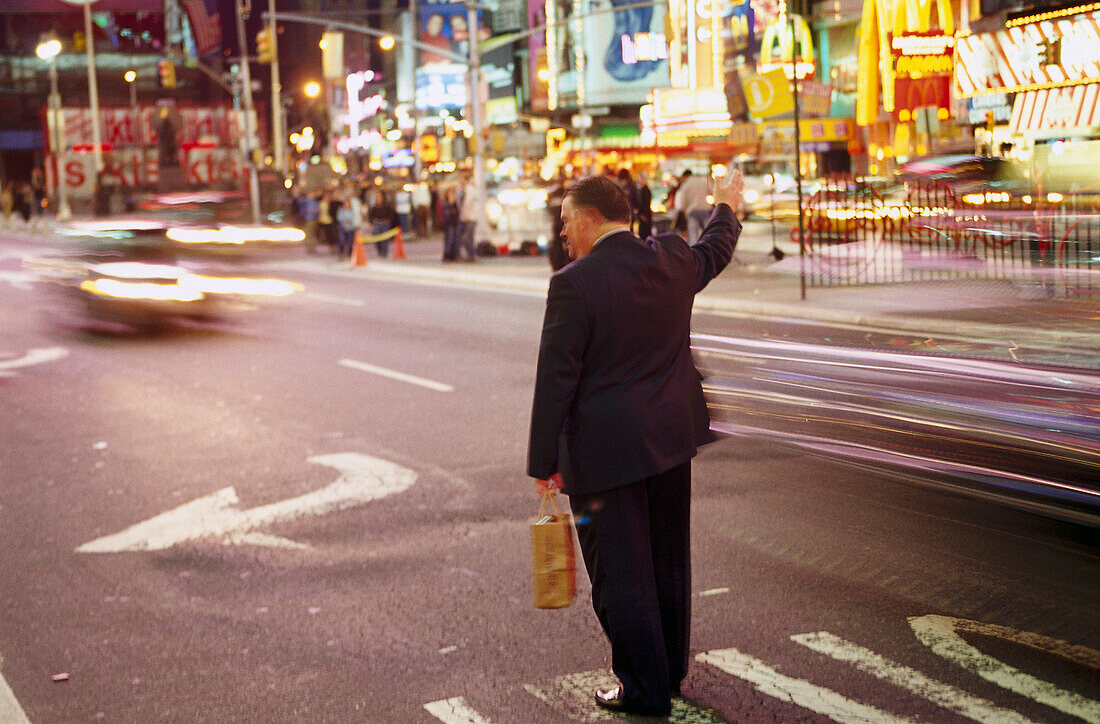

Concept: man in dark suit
[[528, 169, 744, 717]]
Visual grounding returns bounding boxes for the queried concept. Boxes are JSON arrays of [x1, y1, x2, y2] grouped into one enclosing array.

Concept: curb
[[271, 257, 1098, 352]]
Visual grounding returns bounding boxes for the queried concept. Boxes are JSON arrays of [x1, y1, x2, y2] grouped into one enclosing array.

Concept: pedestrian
[[336, 191, 357, 259], [672, 169, 713, 244], [440, 186, 461, 261], [457, 177, 478, 261], [636, 172, 653, 239], [1, 181, 14, 226], [395, 185, 412, 234], [318, 189, 336, 252], [527, 169, 744, 718], [16, 182, 33, 224], [412, 182, 432, 237], [367, 190, 397, 257], [546, 176, 569, 271], [301, 191, 321, 254], [616, 168, 640, 229]]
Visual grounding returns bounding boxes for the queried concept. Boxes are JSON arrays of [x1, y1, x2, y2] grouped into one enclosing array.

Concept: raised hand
[[713, 166, 745, 213]]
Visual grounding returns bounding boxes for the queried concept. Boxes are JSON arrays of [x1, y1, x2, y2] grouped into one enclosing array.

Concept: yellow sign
[[419, 135, 439, 163], [741, 69, 795, 119]]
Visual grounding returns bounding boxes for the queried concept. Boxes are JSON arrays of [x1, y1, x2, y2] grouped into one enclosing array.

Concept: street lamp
[[304, 81, 321, 98], [124, 69, 137, 111], [36, 36, 71, 221], [379, 35, 395, 51]]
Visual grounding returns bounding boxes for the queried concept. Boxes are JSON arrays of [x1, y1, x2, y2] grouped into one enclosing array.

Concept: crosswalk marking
[[696, 648, 918, 724], [524, 669, 728, 723], [791, 631, 1037, 724], [426, 618, 1098, 723], [0, 665, 32, 724], [910, 614, 1100, 722], [423, 696, 492, 723]]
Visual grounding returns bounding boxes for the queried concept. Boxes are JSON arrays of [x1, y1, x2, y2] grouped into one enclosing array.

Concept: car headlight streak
[[166, 226, 307, 245], [80, 262, 302, 302], [80, 278, 205, 302]]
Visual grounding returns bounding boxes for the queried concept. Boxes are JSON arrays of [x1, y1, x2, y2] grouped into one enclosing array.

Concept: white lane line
[[910, 615, 1100, 722], [0, 346, 68, 377], [338, 358, 454, 392], [697, 648, 917, 724], [0, 666, 32, 724], [423, 696, 492, 723], [304, 292, 366, 307], [791, 631, 1037, 724], [698, 587, 730, 596]]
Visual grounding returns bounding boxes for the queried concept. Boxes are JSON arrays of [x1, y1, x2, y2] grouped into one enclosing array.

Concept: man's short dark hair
[[565, 176, 632, 223]]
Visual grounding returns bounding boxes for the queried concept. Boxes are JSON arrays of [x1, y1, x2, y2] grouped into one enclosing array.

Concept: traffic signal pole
[[267, 0, 286, 177], [234, 0, 263, 225]]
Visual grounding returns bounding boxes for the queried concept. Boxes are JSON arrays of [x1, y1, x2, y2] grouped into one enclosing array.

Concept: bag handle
[[538, 490, 565, 518]]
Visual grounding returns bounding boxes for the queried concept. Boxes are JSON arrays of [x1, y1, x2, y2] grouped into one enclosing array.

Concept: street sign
[[76, 453, 418, 552]]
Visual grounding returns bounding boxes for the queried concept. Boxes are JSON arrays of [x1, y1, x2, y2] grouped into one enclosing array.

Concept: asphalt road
[[1, 230, 1097, 723]]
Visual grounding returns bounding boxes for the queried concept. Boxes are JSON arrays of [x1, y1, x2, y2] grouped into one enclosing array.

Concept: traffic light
[[256, 27, 274, 64], [158, 58, 176, 88]]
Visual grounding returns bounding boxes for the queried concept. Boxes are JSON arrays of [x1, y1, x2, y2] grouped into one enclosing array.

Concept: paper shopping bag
[[531, 492, 576, 609]]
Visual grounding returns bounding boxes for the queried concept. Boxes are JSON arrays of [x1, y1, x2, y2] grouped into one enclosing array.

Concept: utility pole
[[78, 0, 104, 175], [467, 1, 488, 247], [788, 7, 806, 301], [235, 0, 263, 225]]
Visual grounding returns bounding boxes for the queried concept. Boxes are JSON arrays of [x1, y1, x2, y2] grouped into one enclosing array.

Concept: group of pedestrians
[[1, 174, 48, 229], [438, 176, 479, 262], [292, 184, 401, 259]]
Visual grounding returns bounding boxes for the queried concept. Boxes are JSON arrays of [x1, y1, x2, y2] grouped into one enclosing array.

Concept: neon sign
[[621, 32, 669, 64]]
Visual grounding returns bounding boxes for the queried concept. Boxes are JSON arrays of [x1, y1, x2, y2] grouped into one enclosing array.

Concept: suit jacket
[[527, 203, 742, 495]]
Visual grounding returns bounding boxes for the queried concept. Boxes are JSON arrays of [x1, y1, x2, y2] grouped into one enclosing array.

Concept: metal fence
[[793, 175, 1100, 296]]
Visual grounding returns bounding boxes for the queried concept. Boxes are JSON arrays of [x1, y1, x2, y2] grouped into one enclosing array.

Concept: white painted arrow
[[0, 346, 68, 377], [76, 452, 417, 553]]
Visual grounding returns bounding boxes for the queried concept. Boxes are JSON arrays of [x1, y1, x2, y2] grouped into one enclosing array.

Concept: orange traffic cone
[[352, 232, 368, 267], [392, 226, 406, 260]]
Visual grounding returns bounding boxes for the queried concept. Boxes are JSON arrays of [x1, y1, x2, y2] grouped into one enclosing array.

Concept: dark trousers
[[569, 462, 691, 711]]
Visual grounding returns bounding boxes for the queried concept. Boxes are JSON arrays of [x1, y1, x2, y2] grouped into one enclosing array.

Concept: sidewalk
[[291, 222, 1099, 355], [13, 212, 1096, 356]]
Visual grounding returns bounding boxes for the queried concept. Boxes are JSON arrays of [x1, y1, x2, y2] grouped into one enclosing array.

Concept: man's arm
[[690, 169, 745, 292], [527, 273, 590, 482]]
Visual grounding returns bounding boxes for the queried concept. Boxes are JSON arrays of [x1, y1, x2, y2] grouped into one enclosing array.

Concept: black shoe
[[594, 686, 671, 717]]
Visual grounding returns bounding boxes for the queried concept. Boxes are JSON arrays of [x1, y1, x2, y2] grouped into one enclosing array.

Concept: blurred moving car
[[898, 155, 1028, 196], [38, 190, 306, 330], [485, 183, 553, 254]]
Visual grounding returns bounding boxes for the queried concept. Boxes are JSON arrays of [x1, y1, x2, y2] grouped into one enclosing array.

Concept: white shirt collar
[[592, 226, 631, 249]]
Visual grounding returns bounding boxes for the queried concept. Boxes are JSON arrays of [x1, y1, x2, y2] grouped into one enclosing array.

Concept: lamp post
[[36, 37, 71, 222], [124, 69, 137, 111]]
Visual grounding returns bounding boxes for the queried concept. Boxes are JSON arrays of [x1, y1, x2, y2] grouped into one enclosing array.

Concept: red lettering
[[64, 159, 85, 189]]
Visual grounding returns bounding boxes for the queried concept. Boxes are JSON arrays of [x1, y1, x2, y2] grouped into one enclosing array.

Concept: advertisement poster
[[528, 0, 549, 111], [419, 0, 489, 66], [418, 0, 489, 112], [583, 0, 669, 106]]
